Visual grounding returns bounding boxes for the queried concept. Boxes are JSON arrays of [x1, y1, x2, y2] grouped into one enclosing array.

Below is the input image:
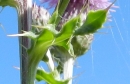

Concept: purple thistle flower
[[40, 0, 117, 22], [32, 3, 51, 25], [40, 0, 117, 10]]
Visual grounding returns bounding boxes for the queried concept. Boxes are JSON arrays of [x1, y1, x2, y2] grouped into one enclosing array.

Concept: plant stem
[[46, 49, 54, 71], [17, 0, 32, 84], [63, 56, 74, 84]]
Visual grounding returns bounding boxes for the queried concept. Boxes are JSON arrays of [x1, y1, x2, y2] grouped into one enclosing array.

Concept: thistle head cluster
[[31, 0, 117, 57], [4, 0, 118, 83]]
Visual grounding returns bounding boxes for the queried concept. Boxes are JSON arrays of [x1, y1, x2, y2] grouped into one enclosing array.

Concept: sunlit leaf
[[49, 10, 59, 24], [36, 68, 69, 84], [74, 9, 107, 35], [55, 0, 70, 26], [28, 29, 55, 60], [26, 29, 55, 83], [55, 16, 79, 43]]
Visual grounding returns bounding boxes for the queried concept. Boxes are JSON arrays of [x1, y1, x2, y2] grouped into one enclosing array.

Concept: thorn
[[13, 66, 20, 70], [96, 32, 108, 34], [0, 7, 4, 13], [32, 25, 44, 29], [106, 0, 117, 11], [7, 34, 25, 37], [0, 23, 7, 35]]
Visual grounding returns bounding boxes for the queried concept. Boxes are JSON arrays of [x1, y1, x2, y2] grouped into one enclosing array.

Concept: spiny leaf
[[55, 0, 70, 26], [55, 16, 79, 43], [36, 68, 69, 84], [49, 10, 59, 24], [53, 17, 80, 57], [49, 0, 60, 24], [74, 0, 116, 35], [28, 29, 55, 57], [26, 29, 55, 84], [74, 9, 107, 35], [36, 29, 55, 45]]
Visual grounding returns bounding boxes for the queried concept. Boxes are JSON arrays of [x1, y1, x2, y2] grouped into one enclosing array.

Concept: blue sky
[[0, 0, 130, 84]]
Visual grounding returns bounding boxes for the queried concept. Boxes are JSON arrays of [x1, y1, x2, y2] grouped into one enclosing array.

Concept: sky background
[[0, 0, 130, 84]]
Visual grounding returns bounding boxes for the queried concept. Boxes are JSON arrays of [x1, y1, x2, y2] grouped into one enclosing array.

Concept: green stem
[[46, 49, 61, 80], [63, 56, 74, 84], [53, 46, 74, 84], [46, 49, 55, 71]]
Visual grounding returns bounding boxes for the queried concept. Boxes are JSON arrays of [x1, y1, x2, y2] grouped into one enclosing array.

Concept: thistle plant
[[0, 0, 117, 84]]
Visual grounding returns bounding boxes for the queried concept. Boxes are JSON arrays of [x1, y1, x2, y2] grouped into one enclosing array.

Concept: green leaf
[[48, 16, 80, 60], [53, 16, 80, 57], [55, 16, 79, 43], [74, 9, 107, 35], [0, 0, 18, 7], [37, 29, 55, 44], [55, 0, 70, 26], [49, 10, 59, 24], [26, 29, 55, 84], [36, 68, 69, 84], [28, 29, 55, 62]]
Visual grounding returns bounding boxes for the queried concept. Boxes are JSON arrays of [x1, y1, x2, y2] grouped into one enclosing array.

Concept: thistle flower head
[[90, 0, 112, 9], [32, 3, 51, 26], [40, 0, 117, 20]]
